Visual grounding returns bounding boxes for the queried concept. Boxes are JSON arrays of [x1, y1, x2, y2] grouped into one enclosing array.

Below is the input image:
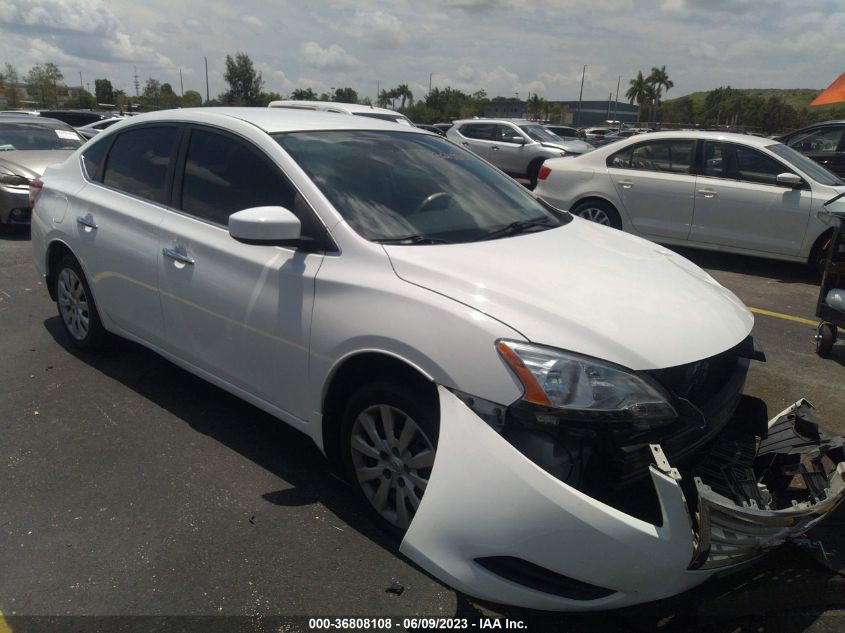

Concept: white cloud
[[0, 0, 172, 67], [241, 15, 264, 30], [300, 42, 358, 71], [347, 10, 405, 49]]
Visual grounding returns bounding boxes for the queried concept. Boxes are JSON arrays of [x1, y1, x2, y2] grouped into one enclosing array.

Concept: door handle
[[698, 189, 717, 198], [618, 180, 634, 189], [163, 247, 195, 265], [462, 142, 470, 147], [491, 146, 500, 151], [76, 215, 98, 230]]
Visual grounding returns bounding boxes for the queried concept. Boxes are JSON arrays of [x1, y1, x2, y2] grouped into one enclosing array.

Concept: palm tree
[[395, 84, 413, 110], [626, 71, 649, 121], [647, 66, 673, 121]]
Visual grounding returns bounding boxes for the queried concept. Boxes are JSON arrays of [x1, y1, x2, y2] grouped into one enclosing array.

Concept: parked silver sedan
[[0, 115, 83, 229]]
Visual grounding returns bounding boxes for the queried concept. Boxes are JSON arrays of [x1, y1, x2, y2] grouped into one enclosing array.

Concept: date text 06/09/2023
[[307, 617, 528, 630]]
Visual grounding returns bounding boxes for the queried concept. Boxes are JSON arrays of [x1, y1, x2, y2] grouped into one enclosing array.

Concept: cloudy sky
[[0, 0, 843, 103]]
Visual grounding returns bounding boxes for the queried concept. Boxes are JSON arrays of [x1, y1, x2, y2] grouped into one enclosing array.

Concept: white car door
[[71, 124, 180, 346], [606, 139, 696, 240], [689, 141, 812, 256], [157, 127, 325, 422]]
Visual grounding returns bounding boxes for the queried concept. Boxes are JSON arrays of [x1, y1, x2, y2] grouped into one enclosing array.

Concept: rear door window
[[459, 123, 494, 140], [102, 126, 180, 204]]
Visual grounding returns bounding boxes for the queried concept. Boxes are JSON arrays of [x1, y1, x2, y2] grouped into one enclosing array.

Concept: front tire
[[341, 382, 439, 535], [571, 199, 622, 229], [55, 254, 108, 352], [816, 323, 836, 358]]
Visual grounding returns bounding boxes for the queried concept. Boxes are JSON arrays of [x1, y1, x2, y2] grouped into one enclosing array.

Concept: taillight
[[538, 165, 552, 181], [29, 179, 44, 206]]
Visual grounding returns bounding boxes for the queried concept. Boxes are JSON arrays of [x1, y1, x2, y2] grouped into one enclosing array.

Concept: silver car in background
[[447, 118, 593, 188], [0, 115, 83, 229]]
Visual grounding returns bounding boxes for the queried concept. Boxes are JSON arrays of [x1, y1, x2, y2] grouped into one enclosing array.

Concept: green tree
[[142, 77, 162, 108], [256, 91, 282, 107], [182, 90, 202, 107], [333, 87, 358, 103], [94, 78, 114, 105], [159, 82, 180, 109], [526, 92, 546, 120], [26, 62, 64, 108], [222, 52, 264, 106], [3, 64, 20, 107], [290, 87, 317, 100]]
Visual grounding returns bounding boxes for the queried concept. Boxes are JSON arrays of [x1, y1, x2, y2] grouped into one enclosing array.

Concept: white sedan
[[534, 130, 845, 270], [30, 109, 845, 611]]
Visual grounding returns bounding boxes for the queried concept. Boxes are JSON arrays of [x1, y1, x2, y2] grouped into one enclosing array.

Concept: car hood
[[384, 219, 753, 371], [0, 150, 74, 179], [541, 140, 595, 154]]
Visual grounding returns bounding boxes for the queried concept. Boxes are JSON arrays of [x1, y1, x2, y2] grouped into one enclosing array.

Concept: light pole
[[575, 65, 586, 127]]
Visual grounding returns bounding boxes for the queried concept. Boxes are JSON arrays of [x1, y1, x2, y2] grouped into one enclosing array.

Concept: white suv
[[447, 118, 590, 188]]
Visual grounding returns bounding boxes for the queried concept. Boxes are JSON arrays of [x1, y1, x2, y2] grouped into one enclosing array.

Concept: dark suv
[[777, 120, 845, 177]]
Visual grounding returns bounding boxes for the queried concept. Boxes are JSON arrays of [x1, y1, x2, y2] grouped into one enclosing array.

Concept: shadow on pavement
[[42, 316, 398, 559], [44, 316, 845, 631], [0, 225, 31, 241], [669, 246, 819, 285]]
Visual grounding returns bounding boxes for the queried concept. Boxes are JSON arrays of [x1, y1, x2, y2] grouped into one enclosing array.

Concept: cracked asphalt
[[1, 229, 844, 633]]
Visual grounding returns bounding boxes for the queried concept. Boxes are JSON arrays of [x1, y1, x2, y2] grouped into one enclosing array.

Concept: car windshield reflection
[[275, 130, 567, 244]]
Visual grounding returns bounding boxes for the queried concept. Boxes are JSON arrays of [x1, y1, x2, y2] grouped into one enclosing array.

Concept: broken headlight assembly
[[494, 339, 677, 430]]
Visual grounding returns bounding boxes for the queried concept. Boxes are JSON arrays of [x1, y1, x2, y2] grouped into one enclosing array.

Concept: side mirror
[[511, 136, 527, 145], [229, 206, 301, 244], [776, 172, 803, 188]]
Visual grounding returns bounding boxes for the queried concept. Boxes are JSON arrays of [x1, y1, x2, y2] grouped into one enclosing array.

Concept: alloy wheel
[[57, 268, 90, 341], [578, 206, 612, 226], [349, 404, 435, 530]]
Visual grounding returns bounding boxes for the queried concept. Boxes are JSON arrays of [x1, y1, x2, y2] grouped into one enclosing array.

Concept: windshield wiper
[[375, 234, 454, 245], [476, 217, 555, 241]]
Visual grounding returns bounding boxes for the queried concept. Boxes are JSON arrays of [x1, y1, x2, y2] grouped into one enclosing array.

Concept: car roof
[[599, 129, 780, 149], [113, 107, 427, 134], [0, 114, 75, 129], [451, 118, 537, 125], [267, 100, 406, 117]]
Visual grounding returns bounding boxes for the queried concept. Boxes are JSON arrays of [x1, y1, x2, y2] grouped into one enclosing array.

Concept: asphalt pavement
[[1, 230, 844, 633]]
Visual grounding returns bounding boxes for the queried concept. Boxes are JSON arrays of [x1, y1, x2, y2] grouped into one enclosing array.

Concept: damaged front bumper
[[399, 389, 845, 611]]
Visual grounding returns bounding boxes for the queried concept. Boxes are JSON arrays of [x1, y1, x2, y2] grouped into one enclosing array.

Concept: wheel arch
[[320, 350, 438, 471], [45, 239, 77, 301], [808, 227, 835, 269]]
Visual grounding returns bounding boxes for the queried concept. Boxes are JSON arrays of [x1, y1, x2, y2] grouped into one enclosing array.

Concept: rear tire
[[527, 159, 545, 190], [341, 381, 439, 536], [54, 254, 109, 352], [572, 199, 622, 229]]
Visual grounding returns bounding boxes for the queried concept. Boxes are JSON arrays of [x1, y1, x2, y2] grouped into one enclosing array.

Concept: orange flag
[[811, 71, 845, 106]]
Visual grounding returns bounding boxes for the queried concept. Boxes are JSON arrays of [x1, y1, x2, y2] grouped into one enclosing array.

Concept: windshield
[[274, 130, 567, 243], [767, 143, 844, 187], [518, 124, 564, 143], [0, 123, 83, 151]]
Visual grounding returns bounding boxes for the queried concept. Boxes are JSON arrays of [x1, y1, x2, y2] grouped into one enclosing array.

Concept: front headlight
[[496, 339, 676, 428]]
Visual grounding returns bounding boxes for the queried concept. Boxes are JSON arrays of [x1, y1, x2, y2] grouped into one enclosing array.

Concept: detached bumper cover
[[400, 389, 845, 611]]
